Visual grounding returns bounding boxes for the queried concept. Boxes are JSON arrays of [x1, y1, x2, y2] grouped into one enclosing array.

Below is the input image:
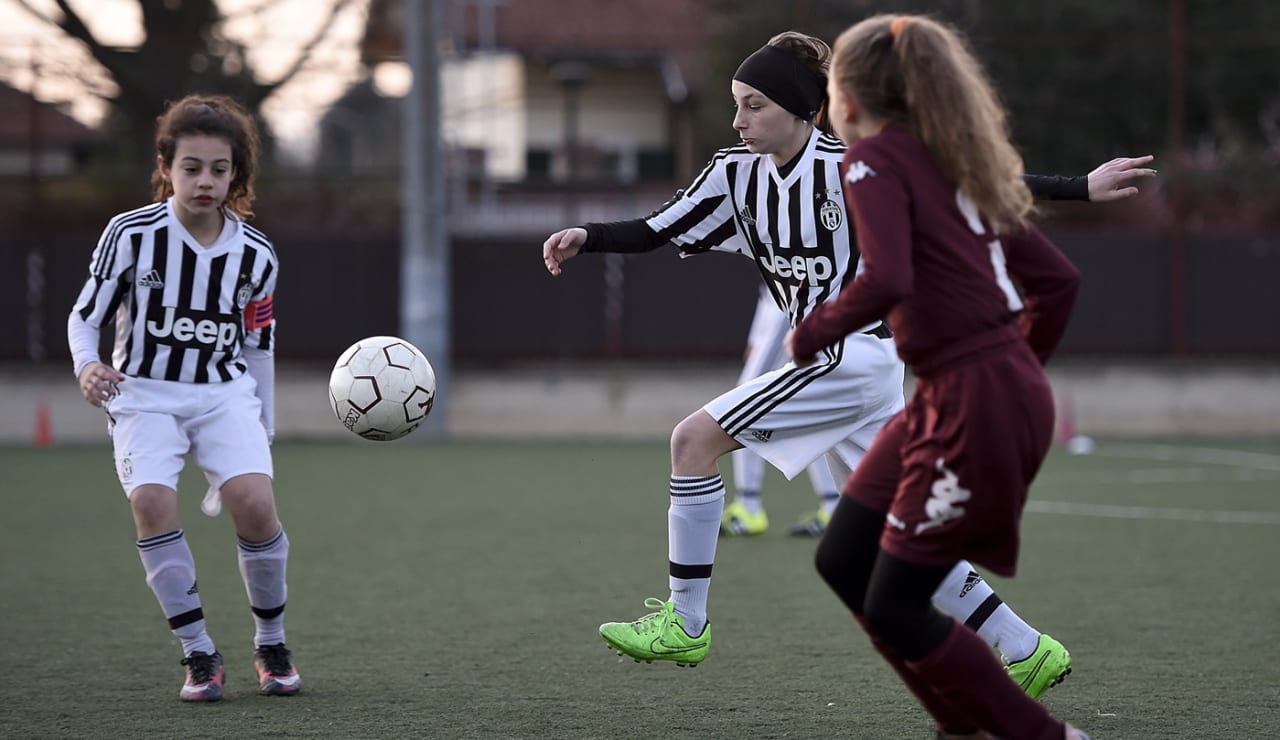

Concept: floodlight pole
[[402, 0, 451, 436]]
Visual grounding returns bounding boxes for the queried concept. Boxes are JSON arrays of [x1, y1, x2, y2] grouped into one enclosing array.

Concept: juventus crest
[[819, 199, 842, 231]]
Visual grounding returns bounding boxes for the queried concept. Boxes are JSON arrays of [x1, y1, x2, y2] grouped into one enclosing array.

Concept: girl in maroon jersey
[[787, 15, 1089, 740]]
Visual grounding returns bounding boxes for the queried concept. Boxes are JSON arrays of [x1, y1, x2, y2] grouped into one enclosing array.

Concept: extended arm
[[1025, 155, 1156, 202]]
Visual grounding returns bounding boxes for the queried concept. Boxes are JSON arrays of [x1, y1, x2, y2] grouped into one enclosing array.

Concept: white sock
[[137, 530, 215, 656], [731, 449, 766, 514], [667, 474, 724, 637], [930, 561, 1042, 663], [805, 458, 841, 517], [238, 527, 289, 647]]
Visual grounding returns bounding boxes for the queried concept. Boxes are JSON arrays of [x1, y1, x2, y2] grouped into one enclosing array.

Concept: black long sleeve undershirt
[[1023, 174, 1089, 201], [580, 220, 666, 254], [581, 172, 1089, 254]]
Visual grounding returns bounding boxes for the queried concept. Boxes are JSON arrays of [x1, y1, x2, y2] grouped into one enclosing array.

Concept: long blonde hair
[[831, 15, 1032, 232]]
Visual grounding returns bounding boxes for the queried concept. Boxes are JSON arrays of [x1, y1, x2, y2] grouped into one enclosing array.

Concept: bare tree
[[13, 0, 360, 159]]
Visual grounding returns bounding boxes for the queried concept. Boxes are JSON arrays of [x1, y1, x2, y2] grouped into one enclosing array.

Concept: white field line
[[1094, 442, 1280, 472], [1024, 500, 1280, 525], [1037, 466, 1280, 485], [1031, 441, 1280, 524]]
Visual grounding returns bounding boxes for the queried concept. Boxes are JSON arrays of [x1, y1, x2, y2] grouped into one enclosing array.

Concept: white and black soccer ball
[[328, 336, 437, 441]]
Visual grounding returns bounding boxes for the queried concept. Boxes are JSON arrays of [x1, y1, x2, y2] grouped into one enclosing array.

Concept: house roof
[[0, 82, 105, 146], [363, 0, 708, 88]]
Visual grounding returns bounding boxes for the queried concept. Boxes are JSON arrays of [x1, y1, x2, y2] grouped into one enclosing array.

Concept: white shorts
[[103, 373, 273, 497], [705, 330, 904, 480]]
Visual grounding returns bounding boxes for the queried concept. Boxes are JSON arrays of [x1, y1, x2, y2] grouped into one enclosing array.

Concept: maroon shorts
[[843, 341, 1055, 577]]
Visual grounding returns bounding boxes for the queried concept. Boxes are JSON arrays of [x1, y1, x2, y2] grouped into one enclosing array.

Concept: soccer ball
[[328, 336, 437, 441]]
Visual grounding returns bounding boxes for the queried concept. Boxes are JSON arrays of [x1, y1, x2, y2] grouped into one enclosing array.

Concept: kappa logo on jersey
[[137, 269, 164, 289], [146, 305, 241, 352], [916, 458, 971, 535], [845, 161, 877, 184], [758, 244, 835, 287]]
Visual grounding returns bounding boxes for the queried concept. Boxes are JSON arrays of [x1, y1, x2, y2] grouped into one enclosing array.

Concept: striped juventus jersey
[[646, 128, 875, 333], [72, 198, 278, 384]]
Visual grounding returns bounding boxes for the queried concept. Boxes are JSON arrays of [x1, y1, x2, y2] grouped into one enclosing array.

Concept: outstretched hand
[[1087, 155, 1157, 202], [542, 227, 587, 276]]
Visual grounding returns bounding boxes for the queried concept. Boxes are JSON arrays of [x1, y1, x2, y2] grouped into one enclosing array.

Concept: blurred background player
[[724, 285, 841, 537], [541, 32, 1134, 693], [66, 95, 299, 702], [793, 14, 1090, 738]]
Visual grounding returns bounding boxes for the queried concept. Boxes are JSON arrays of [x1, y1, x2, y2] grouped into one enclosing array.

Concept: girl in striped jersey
[[542, 31, 1133, 680], [67, 95, 299, 702]]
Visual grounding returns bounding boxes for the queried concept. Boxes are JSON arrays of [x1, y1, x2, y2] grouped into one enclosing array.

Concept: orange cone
[[34, 401, 52, 448]]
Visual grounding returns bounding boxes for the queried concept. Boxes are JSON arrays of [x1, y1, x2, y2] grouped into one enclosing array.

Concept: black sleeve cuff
[[1024, 174, 1090, 202], [581, 219, 667, 254]]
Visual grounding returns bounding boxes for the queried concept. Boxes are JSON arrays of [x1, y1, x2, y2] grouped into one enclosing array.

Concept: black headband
[[733, 45, 826, 121]]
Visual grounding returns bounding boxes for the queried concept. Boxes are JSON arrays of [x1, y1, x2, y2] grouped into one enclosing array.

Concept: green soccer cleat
[[1007, 633, 1072, 700], [599, 598, 711, 667], [786, 507, 832, 537], [720, 500, 768, 537]]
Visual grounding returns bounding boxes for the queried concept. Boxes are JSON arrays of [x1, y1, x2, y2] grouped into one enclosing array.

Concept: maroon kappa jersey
[[790, 124, 1080, 375]]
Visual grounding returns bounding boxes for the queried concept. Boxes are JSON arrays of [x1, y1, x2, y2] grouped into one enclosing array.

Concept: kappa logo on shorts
[[915, 457, 971, 535], [750, 429, 773, 442]]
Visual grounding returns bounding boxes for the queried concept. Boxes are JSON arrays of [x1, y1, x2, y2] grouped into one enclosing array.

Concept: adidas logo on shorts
[[750, 429, 773, 442]]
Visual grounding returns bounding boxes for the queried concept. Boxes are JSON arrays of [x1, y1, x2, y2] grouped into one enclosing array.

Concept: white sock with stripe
[[667, 474, 724, 637], [731, 449, 766, 514], [137, 530, 215, 657], [238, 527, 289, 647], [931, 560, 1042, 662]]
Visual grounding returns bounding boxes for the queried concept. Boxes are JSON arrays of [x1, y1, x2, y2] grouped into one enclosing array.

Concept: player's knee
[[815, 534, 872, 616], [220, 475, 279, 539], [863, 576, 954, 661], [671, 411, 736, 474], [670, 417, 711, 471], [129, 484, 179, 534]]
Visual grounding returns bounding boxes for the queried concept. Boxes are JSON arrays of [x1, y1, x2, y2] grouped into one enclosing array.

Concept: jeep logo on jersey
[[146, 305, 241, 352], [758, 248, 835, 287]]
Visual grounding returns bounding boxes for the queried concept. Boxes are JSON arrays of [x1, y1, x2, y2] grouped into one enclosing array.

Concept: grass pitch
[[2, 438, 1278, 739]]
